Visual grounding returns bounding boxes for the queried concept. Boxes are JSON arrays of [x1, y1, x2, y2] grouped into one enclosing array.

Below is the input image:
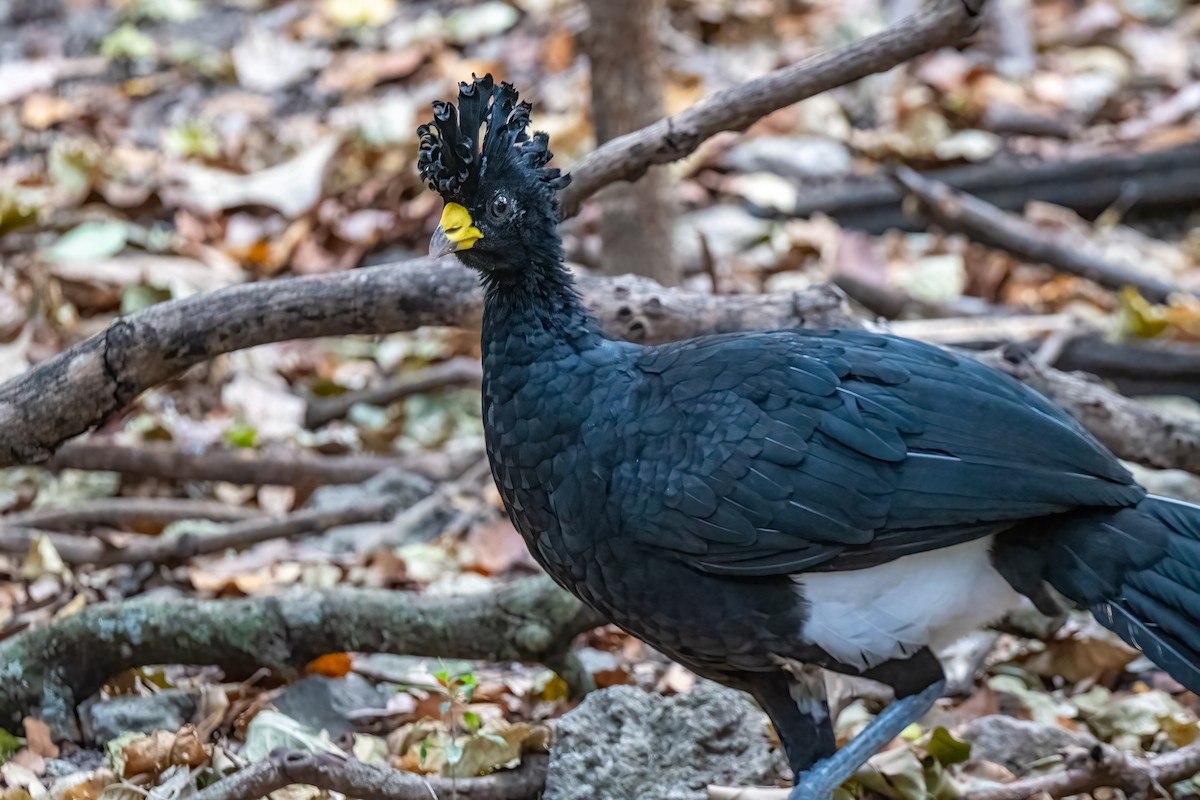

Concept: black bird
[[419, 75, 1200, 798]]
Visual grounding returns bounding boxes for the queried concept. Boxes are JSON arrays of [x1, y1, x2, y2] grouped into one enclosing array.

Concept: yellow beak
[[429, 202, 483, 258]]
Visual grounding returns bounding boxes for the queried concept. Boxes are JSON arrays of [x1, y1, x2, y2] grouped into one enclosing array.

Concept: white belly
[[797, 536, 1026, 671]]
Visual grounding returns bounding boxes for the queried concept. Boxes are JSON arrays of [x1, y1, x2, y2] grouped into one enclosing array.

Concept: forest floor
[[2, 0, 1200, 797]]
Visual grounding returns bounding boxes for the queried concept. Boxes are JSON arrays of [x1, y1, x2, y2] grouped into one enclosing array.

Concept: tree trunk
[[582, 0, 678, 285]]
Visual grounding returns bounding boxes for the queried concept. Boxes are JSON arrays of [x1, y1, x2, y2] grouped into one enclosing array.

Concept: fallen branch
[[0, 499, 395, 566], [305, 357, 483, 429], [47, 441, 436, 487], [560, 0, 984, 215], [961, 740, 1200, 800], [3, 266, 1200, 478], [0, 264, 849, 468], [1054, 335, 1200, 401], [2, 498, 262, 531], [0, 575, 605, 736], [193, 749, 548, 800], [781, 141, 1200, 234], [893, 166, 1183, 303]]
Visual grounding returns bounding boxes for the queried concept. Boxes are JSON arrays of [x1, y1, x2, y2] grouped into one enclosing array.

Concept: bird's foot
[[786, 679, 947, 800]]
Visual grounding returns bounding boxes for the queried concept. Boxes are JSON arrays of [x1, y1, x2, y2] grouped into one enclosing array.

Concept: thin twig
[[47, 441, 435, 487], [0, 499, 396, 566], [961, 739, 1200, 800], [2, 498, 262, 531], [192, 749, 548, 800], [560, 0, 985, 215], [305, 358, 483, 429], [893, 166, 1184, 303]]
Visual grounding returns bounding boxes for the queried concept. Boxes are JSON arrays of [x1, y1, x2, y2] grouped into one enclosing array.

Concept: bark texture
[[0, 575, 604, 735], [0, 264, 851, 467], [583, 0, 677, 284]]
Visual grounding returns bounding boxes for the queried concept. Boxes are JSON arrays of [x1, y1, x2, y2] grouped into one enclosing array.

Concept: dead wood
[[0, 499, 395, 566], [192, 749, 548, 800], [47, 441, 437, 486], [782, 141, 1200, 235], [894, 167, 1183, 303], [0, 575, 605, 736]]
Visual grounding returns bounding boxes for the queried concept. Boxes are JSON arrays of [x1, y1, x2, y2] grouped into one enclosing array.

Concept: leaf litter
[[1, 0, 1200, 797]]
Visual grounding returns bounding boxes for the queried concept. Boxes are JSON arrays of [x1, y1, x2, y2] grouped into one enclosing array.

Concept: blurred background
[[2, 0, 1200, 797]]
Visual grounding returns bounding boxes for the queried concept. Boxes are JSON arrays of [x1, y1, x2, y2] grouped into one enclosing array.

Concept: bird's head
[[418, 75, 570, 278]]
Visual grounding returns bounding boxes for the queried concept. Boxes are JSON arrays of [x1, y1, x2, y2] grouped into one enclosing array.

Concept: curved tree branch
[[0, 262, 850, 467], [192, 749, 548, 800], [2, 260, 1199, 478], [0, 575, 605, 736], [559, 0, 984, 216]]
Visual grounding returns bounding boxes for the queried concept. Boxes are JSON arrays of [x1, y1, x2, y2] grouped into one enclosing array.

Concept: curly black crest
[[417, 74, 570, 204]]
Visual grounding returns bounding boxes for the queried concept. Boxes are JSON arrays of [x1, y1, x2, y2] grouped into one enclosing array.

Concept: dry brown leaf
[[465, 519, 533, 575], [21, 95, 76, 130], [120, 726, 211, 778], [51, 769, 115, 800], [22, 718, 57, 759]]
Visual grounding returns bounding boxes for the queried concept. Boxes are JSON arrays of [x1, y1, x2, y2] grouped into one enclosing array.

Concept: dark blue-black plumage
[[419, 76, 1200, 792]]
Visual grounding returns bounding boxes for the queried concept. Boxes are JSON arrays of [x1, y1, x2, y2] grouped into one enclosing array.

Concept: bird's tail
[[999, 496, 1200, 693]]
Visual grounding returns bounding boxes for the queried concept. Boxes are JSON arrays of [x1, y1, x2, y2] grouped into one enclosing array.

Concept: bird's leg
[[789, 649, 946, 800], [788, 679, 946, 800], [744, 667, 837, 778]]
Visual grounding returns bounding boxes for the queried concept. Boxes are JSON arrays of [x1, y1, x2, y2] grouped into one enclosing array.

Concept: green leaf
[[48, 139, 101, 195], [0, 729, 24, 762], [43, 221, 128, 263], [309, 378, 348, 398], [225, 423, 258, 449], [101, 24, 157, 61], [0, 194, 39, 239], [104, 731, 143, 775], [444, 740, 463, 766], [121, 284, 172, 316], [130, 0, 200, 22], [462, 711, 480, 733], [926, 726, 971, 766], [163, 120, 219, 159]]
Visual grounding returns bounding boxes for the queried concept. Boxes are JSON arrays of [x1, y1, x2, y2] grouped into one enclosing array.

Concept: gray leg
[[787, 679, 946, 800]]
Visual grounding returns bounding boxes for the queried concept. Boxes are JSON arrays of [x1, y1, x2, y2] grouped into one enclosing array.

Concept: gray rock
[[544, 683, 786, 800], [84, 690, 197, 743], [273, 674, 388, 739], [725, 136, 853, 179], [962, 715, 1097, 775]]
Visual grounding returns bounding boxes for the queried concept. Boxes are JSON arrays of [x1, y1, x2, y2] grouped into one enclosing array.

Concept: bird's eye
[[490, 194, 511, 218]]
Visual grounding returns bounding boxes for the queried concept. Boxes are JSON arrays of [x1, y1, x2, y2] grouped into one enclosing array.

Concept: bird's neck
[[479, 257, 604, 361]]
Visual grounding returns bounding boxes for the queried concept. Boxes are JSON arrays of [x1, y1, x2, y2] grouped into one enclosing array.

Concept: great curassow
[[418, 75, 1200, 799]]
